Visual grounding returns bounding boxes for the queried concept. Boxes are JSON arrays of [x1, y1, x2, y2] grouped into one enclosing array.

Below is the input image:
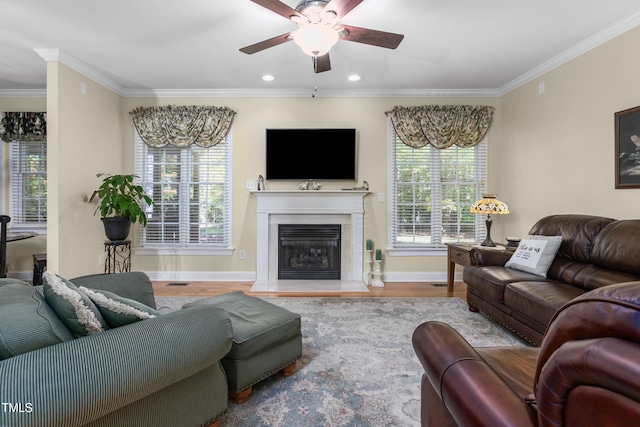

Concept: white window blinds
[[134, 130, 232, 250], [9, 140, 47, 229], [389, 123, 487, 248]]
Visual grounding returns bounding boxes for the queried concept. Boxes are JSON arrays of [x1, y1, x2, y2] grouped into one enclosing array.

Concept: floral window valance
[[0, 112, 47, 142], [387, 105, 494, 149], [130, 105, 236, 148]]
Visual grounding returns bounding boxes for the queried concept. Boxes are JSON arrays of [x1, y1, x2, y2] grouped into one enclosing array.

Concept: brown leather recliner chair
[[412, 281, 640, 427]]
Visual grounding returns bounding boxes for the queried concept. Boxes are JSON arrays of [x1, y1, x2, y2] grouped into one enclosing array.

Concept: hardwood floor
[[152, 280, 468, 301]]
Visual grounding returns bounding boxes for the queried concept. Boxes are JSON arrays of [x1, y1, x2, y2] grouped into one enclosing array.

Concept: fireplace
[[278, 224, 341, 280], [251, 190, 370, 283]]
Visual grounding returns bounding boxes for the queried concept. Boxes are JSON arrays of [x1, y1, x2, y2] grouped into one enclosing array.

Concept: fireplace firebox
[[278, 224, 341, 280]]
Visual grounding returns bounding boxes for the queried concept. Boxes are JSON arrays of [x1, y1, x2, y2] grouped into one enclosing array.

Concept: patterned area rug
[[155, 296, 527, 426]]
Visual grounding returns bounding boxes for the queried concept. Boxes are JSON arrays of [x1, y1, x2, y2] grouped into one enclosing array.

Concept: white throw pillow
[[505, 235, 562, 277], [79, 287, 159, 328], [42, 272, 108, 337]]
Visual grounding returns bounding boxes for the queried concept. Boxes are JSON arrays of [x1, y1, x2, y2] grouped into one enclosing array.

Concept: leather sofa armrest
[[471, 247, 514, 266], [537, 337, 640, 426], [0, 304, 232, 427], [413, 321, 535, 427]]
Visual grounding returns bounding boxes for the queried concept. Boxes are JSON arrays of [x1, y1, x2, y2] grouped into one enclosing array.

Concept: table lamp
[[470, 194, 509, 247]]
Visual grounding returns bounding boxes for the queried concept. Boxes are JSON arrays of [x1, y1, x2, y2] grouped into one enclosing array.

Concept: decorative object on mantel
[[257, 175, 265, 191], [90, 173, 154, 241], [351, 180, 369, 191], [298, 180, 322, 190], [470, 194, 510, 247], [371, 249, 384, 287]]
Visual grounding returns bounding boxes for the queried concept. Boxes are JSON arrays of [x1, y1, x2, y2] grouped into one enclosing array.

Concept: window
[[388, 124, 487, 253], [134, 131, 232, 254], [9, 140, 47, 231]]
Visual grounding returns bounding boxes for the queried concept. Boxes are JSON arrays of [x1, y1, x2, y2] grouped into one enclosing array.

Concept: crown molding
[[499, 11, 640, 96], [34, 48, 125, 96], [121, 87, 500, 98], [0, 89, 46, 98]]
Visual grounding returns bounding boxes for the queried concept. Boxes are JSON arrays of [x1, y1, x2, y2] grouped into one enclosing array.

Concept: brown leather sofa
[[463, 214, 640, 345], [412, 281, 640, 427]]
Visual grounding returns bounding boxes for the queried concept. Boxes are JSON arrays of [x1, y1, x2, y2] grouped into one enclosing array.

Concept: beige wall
[[498, 25, 640, 237], [4, 24, 640, 281], [47, 62, 123, 277]]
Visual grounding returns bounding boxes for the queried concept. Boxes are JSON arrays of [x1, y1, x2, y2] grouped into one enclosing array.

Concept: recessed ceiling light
[[348, 74, 361, 82], [262, 74, 275, 82]]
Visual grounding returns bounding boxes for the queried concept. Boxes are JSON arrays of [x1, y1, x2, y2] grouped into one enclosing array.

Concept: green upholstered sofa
[[0, 272, 233, 427]]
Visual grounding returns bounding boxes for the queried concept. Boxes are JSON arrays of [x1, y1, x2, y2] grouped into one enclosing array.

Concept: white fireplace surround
[[251, 190, 370, 282]]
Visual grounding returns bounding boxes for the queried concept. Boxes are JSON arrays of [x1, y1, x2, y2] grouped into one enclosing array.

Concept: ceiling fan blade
[[250, 0, 300, 20], [339, 24, 404, 49], [323, 0, 364, 20], [313, 53, 331, 73], [240, 33, 292, 54]]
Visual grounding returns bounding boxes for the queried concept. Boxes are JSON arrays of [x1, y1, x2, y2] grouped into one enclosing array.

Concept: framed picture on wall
[[615, 105, 640, 188]]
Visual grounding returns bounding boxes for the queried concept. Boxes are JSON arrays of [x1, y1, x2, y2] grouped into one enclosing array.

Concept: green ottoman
[[184, 291, 302, 404]]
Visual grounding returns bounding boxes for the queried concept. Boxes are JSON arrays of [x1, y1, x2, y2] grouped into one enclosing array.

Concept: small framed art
[[615, 105, 640, 188]]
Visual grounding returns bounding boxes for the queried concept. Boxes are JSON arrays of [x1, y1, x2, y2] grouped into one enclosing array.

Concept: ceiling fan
[[240, 0, 405, 73]]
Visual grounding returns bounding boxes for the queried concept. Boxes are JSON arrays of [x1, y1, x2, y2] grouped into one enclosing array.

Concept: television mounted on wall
[[265, 128, 357, 180]]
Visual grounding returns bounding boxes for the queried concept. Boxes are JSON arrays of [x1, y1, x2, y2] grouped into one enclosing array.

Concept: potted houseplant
[[90, 173, 154, 241]]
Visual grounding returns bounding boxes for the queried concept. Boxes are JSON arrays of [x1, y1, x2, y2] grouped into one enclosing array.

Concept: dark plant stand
[[104, 240, 131, 274]]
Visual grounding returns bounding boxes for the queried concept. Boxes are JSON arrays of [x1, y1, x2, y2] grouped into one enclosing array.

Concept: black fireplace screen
[[278, 224, 341, 280]]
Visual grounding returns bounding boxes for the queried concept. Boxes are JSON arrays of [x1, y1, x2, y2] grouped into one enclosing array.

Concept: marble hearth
[[250, 190, 370, 285]]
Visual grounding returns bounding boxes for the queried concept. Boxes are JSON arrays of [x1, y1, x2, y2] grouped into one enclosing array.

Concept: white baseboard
[[6, 271, 34, 282], [134, 270, 451, 283], [144, 271, 256, 282], [381, 271, 450, 283], [5, 269, 454, 284]]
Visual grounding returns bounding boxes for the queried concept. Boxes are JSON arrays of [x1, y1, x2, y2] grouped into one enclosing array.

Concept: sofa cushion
[[0, 280, 74, 359], [504, 281, 585, 331], [79, 286, 160, 327], [184, 291, 301, 359], [505, 236, 562, 277], [43, 272, 108, 337], [528, 214, 615, 263], [464, 265, 547, 302], [590, 220, 640, 276]]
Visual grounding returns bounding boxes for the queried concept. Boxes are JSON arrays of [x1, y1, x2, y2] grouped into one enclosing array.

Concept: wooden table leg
[[447, 259, 455, 292]]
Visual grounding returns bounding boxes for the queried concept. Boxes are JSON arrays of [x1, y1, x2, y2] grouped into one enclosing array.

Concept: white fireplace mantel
[[250, 190, 370, 282]]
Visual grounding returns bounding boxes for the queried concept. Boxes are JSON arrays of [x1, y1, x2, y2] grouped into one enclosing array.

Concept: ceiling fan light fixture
[[293, 24, 339, 57]]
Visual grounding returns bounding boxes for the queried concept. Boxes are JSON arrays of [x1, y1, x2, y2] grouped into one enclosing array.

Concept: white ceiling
[[3, 0, 640, 97]]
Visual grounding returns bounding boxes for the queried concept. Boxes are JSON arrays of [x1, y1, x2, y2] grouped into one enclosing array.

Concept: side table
[[104, 240, 131, 274], [445, 243, 475, 292]]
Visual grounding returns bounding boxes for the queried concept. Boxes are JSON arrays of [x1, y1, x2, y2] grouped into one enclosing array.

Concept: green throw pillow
[[79, 286, 160, 327], [43, 272, 109, 337], [0, 281, 74, 359]]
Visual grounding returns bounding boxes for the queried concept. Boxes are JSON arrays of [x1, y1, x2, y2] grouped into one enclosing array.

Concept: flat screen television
[[265, 128, 357, 180]]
